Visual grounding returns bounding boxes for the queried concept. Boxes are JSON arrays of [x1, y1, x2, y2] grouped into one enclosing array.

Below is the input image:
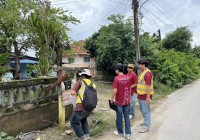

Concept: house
[[62, 40, 96, 75], [10, 55, 38, 79]]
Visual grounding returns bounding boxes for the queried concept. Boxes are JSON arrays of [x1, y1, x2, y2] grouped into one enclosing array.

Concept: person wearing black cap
[[137, 58, 154, 133], [111, 63, 132, 140]]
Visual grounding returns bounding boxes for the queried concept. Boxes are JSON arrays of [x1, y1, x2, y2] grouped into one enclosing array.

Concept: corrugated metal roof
[[10, 59, 38, 64]]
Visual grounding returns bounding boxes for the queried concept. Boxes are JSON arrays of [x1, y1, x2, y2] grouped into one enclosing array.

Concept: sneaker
[[79, 137, 87, 140], [113, 131, 124, 137], [140, 123, 144, 126], [129, 115, 135, 119], [125, 136, 131, 140], [138, 127, 149, 133], [85, 134, 91, 140]]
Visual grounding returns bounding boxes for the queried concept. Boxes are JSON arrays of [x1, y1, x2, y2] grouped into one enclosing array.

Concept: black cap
[[138, 58, 149, 66]]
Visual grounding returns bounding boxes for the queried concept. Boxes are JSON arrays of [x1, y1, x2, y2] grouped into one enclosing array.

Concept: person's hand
[[111, 98, 114, 103], [146, 97, 152, 104]]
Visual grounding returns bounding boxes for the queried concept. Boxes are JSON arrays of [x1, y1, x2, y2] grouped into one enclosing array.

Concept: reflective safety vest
[[76, 79, 96, 104], [137, 69, 154, 95]]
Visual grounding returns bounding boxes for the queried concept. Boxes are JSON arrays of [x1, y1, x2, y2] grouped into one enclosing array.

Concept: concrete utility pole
[[132, 0, 141, 61], [158, 29, 161, 41]]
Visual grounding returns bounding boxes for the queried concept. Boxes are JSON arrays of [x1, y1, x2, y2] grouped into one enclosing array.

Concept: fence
[[0, 78, 73, 135]]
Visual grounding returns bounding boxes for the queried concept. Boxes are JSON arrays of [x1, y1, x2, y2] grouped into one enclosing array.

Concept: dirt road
[[96, 79, 200, 140]]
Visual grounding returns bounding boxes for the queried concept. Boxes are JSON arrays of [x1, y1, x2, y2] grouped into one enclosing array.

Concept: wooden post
[[58, 70, 65, 131], [48, 73, 68, 131]]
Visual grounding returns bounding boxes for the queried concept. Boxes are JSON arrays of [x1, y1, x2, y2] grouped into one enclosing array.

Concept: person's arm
[[130, 74, 138, 88], [111, 77, 118, 102], [111, 88, 117, 103], [131, 84, 137, 88], [145, 72, 152, 104], [146, 86, 151, 104], [71, 81, 81, 96]]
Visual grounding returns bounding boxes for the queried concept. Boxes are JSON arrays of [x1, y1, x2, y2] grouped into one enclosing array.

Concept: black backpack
[[78, 80, 97, 111]]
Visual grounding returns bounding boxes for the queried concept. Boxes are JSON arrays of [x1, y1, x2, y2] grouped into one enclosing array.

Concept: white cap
[[79, 69, 92, 76]]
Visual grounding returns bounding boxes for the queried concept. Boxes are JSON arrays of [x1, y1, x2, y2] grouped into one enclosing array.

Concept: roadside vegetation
[[85, 15, 200, 89], [1, 0, 200, 140]]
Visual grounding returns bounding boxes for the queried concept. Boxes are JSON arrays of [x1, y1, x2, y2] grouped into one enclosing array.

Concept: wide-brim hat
[[79, 69, 92, 76]]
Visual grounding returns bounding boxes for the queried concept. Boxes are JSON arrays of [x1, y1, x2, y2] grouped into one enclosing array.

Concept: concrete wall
[[0, 103, 73, 136]]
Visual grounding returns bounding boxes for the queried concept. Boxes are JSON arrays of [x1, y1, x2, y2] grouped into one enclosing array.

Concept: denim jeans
[[70, 110, 91, 139], [129, 94, 137, 116], [116, 105, 131, 136], [138, 99, 151, 129]]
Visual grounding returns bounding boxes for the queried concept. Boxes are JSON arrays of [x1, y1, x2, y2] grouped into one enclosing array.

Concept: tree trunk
[[55, 46, 62, 67], [13, 41, 20, 80]]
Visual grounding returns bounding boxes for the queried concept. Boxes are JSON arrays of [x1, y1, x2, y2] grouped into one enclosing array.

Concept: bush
[[157, 60, 182, 87], [0, 132, 14, 140], [153, 49, 200, 87]]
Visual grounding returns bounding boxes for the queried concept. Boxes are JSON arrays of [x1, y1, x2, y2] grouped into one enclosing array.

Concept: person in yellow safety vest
[[70, 69, 96, 140], [137, 58, 154, 133]]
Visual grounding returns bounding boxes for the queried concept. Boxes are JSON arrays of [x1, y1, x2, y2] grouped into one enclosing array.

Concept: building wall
[[63, 55, 95, 65]]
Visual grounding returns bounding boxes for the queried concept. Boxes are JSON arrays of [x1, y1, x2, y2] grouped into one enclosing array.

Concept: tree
[[27, 1, 79, 75], [85, 14, 135, 74], [0, 53, 10, 76], [163, 27, 192, 52], [192, 46, 200, 59], [0, 0, 35, 79], [140, 32, 160, 59]]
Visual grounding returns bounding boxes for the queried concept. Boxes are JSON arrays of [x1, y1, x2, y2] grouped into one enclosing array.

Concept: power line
[[142, 13, 159, 31], [122, 0, 130, 15], [153, 0, 185, 26], [74, 0, 127, 39], [108, 0, 131, 6], [139, 0, 150, 12], [155, 0, 187, 26], [156, 0, 200, 40], [142, 7, 174, 29], [149, 1, 180, 28], [51, 0, 87, 5], [50, 0, 71, 2]]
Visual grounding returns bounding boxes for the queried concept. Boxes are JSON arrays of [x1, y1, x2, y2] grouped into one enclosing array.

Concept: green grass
[[153, 80, 175, 100], [89, 112, 115, 137]]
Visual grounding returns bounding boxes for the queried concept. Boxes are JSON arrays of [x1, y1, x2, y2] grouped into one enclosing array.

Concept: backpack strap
[[90, 81, 93, 87], [78, 80, 89, 102], [78, 93, 83, 102], [83, 80, 93, 87], [82, 80, 89, 88]]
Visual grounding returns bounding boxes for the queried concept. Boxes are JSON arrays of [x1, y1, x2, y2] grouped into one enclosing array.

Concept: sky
[[27, 0, 200, 57]]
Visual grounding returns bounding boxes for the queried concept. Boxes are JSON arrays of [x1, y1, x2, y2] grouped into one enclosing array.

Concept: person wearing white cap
[[70, 69, 97, 140]]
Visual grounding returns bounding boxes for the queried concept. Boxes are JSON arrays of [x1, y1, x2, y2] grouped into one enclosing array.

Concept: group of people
[[112, 58, 154, 140], [70, 58, 154, 140]]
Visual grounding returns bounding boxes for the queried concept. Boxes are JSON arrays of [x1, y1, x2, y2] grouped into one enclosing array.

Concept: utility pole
[[158, 29, 161, 41], [132, 0, 140, 62]]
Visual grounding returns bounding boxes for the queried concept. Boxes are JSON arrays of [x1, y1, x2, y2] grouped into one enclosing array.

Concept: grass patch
[[90, 112, 115, 137], [153, 80, 175, 100]]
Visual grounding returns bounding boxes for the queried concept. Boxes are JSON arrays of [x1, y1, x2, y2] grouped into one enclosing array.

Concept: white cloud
[[141, 0, 200, 46], [62, 0, 200, 46], [28, 0, 200, 56]]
